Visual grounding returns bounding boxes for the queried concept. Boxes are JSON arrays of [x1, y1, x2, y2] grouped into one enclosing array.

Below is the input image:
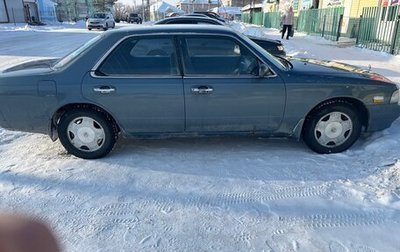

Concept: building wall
[[38, 0, 57, 22], [349, 0, 379, 17], [0, 0, 26, 23], [0, 0, 8, 22], [319, 0, 379, 17]]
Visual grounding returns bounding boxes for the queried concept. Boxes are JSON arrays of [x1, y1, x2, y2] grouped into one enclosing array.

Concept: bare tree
[[113, 2, 129, 21]]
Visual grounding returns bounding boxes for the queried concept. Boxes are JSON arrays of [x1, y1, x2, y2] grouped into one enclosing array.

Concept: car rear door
[[179, 35, 286, 133], [82, 36, 184, 134]]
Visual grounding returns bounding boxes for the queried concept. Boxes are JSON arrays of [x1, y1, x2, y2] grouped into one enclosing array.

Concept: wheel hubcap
[[314, 112, 353, 147], [67, 116, 105, 152]]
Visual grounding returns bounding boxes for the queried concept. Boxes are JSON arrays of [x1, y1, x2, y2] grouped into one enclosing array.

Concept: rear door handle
[[191, 86, 213, 94], [93, 86, 116, 94]]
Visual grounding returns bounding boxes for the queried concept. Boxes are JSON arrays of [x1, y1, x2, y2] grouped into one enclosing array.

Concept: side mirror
[[106, 16, 110, 19], [259, 64, 270, 77]]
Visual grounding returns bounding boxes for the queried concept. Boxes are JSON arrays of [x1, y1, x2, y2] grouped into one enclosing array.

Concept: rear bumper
[[367, 104, 400, 132], [274, 50, 286, 57]]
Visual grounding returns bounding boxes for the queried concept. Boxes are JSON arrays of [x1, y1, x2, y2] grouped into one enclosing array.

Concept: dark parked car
[[155, 16, 224, 25], [155, 16, 286, 56], [193, 11, 226, 22], [128, 13, 142, 24], [1, 25, 399, 159]]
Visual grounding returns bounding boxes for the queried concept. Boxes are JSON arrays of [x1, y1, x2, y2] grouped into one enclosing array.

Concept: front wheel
[[303, 102, 362, 154], [58, 109, 118, 159]]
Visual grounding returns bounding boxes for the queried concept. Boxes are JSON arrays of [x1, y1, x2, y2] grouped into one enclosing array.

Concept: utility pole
[[146, 0, 149, 21], [142, 0, 145, 20]]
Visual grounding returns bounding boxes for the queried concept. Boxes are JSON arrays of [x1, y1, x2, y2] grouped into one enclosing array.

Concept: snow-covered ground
[[1, 22, 400, 252]]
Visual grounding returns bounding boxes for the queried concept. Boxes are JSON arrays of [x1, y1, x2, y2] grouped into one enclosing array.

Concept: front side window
[[182, 36, 259, 76], [98, 37, 178, 76]]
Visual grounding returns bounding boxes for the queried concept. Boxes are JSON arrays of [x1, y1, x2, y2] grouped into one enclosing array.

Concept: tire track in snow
[[276, 210, 387, 230], [59, 184, 330, 245], [61, 185, 328, 224], [218, 185, 327, 205]]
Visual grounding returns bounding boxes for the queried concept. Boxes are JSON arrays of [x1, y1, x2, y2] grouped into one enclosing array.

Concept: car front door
[[180, 35, 286, 133], [82, 36, 184, 134]]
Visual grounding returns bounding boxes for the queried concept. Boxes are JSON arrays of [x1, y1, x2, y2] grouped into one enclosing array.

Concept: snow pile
[[342, 162, 400, 207], [0, 20, 86, 32]]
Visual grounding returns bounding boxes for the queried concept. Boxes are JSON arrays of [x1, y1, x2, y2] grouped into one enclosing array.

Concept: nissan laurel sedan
[[0, 25, 399, 159]]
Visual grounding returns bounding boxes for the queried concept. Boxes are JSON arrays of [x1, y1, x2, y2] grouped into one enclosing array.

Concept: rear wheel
[[58, 109, 117, 159], [303, 101, 361, 154]]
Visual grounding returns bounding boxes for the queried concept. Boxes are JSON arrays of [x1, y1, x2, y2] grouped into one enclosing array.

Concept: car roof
[[186, 13, 208, 17], [109, 24, 236, 36], [155, 16, 224, 25]]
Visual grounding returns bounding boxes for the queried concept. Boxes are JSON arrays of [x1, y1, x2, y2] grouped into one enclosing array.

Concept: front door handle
[[93, 86, 116, 94], [191, 86, 213, 94]]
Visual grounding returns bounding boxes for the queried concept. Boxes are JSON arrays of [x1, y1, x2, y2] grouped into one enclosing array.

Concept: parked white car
[[86, 13, 115, 31]]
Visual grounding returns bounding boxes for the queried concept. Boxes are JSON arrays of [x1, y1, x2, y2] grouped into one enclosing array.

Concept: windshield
[[53, 35, 102, 70], [92, 13, 106, 18], [238, 33, 288, 70]]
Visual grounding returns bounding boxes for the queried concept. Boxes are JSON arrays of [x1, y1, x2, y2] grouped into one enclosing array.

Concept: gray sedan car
[[1, 25, 399, 159]]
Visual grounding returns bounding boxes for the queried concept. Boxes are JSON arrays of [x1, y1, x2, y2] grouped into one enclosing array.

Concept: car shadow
[[98, 131, 399, 182]]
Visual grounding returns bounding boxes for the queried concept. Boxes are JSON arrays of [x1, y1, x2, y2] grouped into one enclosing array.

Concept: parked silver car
[[0, 25, 399, 159], [86, 13, 115, 31]]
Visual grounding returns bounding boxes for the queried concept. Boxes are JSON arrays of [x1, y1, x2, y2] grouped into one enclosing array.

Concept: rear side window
[[182, 37, 259, 76], [98, 37, 178, 76]]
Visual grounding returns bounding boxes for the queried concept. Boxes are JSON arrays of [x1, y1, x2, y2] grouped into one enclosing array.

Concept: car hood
[[289, 57, 394, 83], [1, 58, 58, 74]]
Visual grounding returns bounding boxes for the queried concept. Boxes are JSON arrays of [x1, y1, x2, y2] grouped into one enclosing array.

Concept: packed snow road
[[1, 22, 400, 251]]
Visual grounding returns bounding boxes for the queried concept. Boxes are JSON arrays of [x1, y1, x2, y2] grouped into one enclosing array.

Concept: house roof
[[152, 1, 185, 14], [179, 0, 220, 5]]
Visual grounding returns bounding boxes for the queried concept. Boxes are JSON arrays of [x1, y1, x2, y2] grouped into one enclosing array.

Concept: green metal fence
[[241, 11, 264, 26], [252, 12, 264, 25], [357, 5, 400, 55], [242, 8, 345, 41], [263, 12, 281, 29], [297, 7, 344, 41], [241, 13, 250, 23]]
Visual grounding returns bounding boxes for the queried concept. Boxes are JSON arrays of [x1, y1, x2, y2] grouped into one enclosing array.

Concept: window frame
[[91, 33, 278, 79], [92, 35, 182, 78], [178, 34, 276, 78]]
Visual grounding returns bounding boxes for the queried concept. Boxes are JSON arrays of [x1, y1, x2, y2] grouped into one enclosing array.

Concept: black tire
[[88, 28, 92, 31], [58, 109, 118, 159], [303, 101, 362, 154], [112, 22, 115, 28], [104, 23, 108, 31]]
